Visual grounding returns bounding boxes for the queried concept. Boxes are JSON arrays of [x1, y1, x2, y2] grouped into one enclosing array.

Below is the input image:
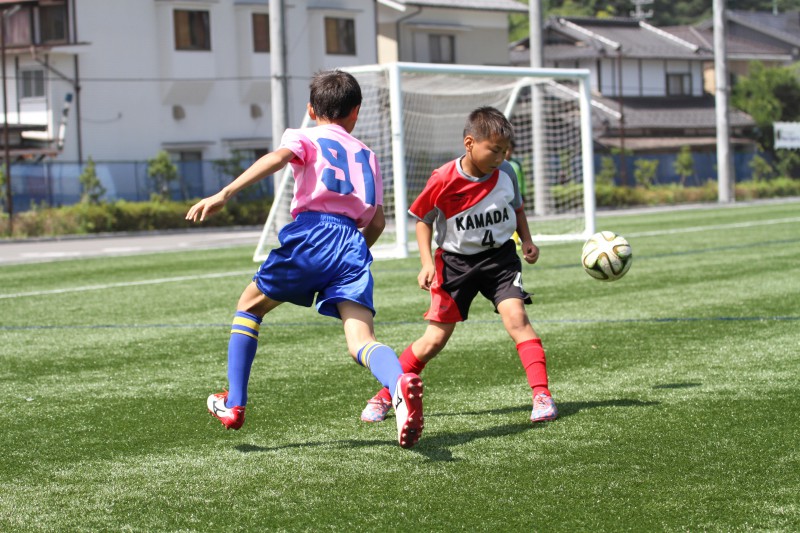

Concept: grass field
[[1, 200, 799, 532]]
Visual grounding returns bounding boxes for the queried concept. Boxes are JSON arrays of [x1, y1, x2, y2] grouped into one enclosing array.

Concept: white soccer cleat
[[207, 391, 245, 430], [392, 373, 424, 448]]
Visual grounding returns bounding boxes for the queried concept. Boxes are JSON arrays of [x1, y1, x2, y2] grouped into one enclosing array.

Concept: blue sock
[[357, 342, 402, 397], [225, 311, 262, 407]]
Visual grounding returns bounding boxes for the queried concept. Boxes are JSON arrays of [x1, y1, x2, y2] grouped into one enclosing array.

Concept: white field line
[[2, 216, 798, 301], [0, 270, 253, 300], [624, 216, 800, 238]]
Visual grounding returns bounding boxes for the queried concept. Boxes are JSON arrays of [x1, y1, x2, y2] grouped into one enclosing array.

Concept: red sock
[[376, 344, 427, 402], [517, 338, 550, 397], [399, 344, 427, 375]]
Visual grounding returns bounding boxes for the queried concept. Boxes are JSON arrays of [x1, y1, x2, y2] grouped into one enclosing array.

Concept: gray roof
[[383, 0, 527, 13], [698, 10, 800, 48], [662, 25, 792, 60], [544, 17, 712, 60], [592, 95, 756, 130]]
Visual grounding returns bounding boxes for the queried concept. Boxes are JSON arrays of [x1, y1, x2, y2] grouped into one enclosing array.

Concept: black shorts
[[425, 239, 532, 323]]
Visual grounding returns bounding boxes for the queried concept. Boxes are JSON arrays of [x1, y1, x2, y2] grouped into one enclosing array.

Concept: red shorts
[[425, 239, 532, 323]]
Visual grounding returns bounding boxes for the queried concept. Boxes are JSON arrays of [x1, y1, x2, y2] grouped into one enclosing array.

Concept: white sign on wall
[[774, 122, 800, 150]]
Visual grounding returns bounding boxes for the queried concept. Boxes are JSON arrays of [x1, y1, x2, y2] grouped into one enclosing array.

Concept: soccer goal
[[254, 62, 596, 262]]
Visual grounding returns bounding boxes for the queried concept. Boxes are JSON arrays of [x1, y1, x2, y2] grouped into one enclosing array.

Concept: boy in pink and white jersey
[[360, 106, 557, 425], [187, 70, 424, 449]]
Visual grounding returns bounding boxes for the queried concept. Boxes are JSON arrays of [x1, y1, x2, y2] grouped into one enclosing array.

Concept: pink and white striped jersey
[[409, 158, 523, 255], [279, 124, 382, 228]]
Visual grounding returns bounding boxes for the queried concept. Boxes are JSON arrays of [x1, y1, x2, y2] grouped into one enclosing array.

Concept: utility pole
[[612, 49, 628, 187], [713, 0, 734, 203], [529, 0, 548, 215], [1, 7, 18, 236], [269, 0, 290, 227]]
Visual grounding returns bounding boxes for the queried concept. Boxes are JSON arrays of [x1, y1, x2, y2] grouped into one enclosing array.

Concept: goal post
[[254, 62, 596, 262]]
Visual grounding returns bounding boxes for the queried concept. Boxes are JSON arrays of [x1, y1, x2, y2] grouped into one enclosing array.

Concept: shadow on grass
[[234, 398, 658, 462], [429, 398, 659, 420], [652, 382, 702, 389]]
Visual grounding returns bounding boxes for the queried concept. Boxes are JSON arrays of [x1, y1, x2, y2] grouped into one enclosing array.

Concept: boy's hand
[[521, 241, 539, 264], [186, 191, 228, 222], [418, 264, 435, 291]]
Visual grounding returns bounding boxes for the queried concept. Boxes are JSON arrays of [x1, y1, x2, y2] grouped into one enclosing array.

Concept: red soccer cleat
[[207, 391, 245, 430]]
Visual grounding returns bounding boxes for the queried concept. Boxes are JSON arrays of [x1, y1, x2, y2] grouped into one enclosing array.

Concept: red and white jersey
[[409, 158, 523, 255]]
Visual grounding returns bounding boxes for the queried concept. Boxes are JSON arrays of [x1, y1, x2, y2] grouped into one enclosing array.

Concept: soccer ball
[[581, 231, 632, 281]]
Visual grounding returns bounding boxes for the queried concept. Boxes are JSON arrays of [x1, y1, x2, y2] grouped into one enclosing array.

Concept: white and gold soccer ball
[[581, 231, 633, 281]]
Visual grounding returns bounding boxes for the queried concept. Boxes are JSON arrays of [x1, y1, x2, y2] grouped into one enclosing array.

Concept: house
[[0, 0, 526, 209], [667, 12, 796, 93], [510, 16, 763, 184], [697, 9, 800, 64], [376, 0, 526, 65], [0, 0, 526, 165], [0, 0, 382, 166]]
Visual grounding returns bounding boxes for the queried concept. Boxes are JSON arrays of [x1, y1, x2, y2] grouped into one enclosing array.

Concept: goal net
[[254, 62, 595, 262]]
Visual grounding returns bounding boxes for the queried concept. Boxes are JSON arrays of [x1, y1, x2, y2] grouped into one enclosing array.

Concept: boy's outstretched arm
[[361, 205, 386, 248], [186, 148, 295, 222], [416, 221, 435, 290], [515, 207, 540, 265]]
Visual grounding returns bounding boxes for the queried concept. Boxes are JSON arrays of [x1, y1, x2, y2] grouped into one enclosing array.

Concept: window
[[174, 10, 210, 51], [19, 69, 45, 99], [429, 34, 455, 64], [666, 73, 690, 96], [325, 17, 355, 55], [39, 1, 68, 43], [252, 13, 269, 53], [4, 6, 32, 46], [1, 3, 70, 47]]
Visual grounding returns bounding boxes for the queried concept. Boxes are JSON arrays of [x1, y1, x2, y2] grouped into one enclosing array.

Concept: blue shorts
[[253, 211, 375, 319]]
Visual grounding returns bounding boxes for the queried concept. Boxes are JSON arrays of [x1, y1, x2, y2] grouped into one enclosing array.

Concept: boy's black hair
[[463, 106, 514, 144], [309, 69, 363, 121]]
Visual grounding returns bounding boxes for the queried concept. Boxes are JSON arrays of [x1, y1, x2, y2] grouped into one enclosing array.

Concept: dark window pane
[[325, 17, 355, 55], [175, 10, 210, 51], [253, 13, 269, 52], [40, 3, 68, 43]]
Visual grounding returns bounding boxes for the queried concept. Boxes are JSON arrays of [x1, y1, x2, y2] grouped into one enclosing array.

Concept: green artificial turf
[[1, 200, 798, 531]]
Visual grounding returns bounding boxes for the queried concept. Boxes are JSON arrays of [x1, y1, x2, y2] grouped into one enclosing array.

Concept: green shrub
[[633, 158, 659, 188], [79, 157, 107, 205], [0, 197, 272, 238], [2, 178, 798, 239]]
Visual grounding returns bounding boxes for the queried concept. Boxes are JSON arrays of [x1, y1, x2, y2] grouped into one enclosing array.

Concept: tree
[[596, 155, 617, 186], [749, 154, 775, 182], [78, 157, 106, 204], [633, 158, 659, 188], [732, 62, 800, 152], [147, 150, 179, 201], [673, 145, 695, 186]]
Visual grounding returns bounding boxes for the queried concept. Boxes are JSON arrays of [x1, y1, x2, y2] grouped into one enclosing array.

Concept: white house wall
[[380, 7, 511, 65], [640, 61, 664, 96], [29, 0, 379, 163], [597, 57, 705, 97]]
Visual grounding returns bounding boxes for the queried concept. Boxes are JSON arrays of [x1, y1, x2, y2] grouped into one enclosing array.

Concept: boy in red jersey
[[360, 106, 557, 424]]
